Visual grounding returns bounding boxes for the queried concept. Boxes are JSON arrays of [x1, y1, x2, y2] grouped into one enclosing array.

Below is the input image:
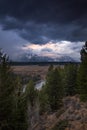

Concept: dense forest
[[0, 42, 87, 130]]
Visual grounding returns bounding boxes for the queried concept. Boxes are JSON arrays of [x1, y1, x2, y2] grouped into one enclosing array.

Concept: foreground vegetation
[[0, 42, 87, 130]]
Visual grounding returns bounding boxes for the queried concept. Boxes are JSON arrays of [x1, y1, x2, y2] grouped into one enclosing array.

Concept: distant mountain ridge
[[18, 53, 76, 62]]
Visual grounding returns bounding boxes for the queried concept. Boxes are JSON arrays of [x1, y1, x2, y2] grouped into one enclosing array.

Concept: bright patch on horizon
[[21, 41, 84, 61]]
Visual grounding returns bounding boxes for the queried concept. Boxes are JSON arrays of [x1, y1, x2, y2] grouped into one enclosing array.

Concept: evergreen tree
[[0, 50, 27, 130], [25, 80, 37, 107], [25, 80, 38, 129], [0, 50, 15, 129], [38, 64, 54, 114], [81, 41, 87, 62], [13, 77, 27, 130], [77, 42, 87, 101], [64, 64, 77, 96], [48, 64, 54, 72], [46, 67, 63, 111], [38, 85, 50, 114]]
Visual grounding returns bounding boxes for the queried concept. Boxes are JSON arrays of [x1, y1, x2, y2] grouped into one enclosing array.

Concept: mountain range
[[17, 53, 76, 62]]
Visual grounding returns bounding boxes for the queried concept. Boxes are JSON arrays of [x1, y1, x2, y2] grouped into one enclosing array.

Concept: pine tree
[[77, 42, 87, 101], [64, 64, 77, 96], [13, 77, 27, 130], [25, 80, 37, 107], [38, 85, 50, 114], [25, 80, 38, 129], [46, 67, 63, 111], [0, 50, 15, 129]]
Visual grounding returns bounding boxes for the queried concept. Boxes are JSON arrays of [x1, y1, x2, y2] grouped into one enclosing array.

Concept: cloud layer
[[0, 0, 86, 60], [21, 41, 84, 61], [0, 0, 87, 43]]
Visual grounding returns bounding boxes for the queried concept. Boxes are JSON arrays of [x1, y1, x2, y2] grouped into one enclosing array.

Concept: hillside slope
[[31, 96, 87, 130]]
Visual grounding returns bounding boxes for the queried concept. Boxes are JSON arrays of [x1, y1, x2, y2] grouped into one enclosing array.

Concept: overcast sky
[[0, 0, 87, 61]]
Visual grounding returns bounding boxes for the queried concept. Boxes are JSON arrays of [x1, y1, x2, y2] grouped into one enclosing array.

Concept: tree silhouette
[[77, 41, 87, 101]]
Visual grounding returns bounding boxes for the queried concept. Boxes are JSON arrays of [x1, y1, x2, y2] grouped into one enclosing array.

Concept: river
[[35, 80, 45, 90], [23, 80, 45, 92]]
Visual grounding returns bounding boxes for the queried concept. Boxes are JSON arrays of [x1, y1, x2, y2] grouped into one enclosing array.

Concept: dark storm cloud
[[0, 0, 87, 23], [0, 0, 87, 43]]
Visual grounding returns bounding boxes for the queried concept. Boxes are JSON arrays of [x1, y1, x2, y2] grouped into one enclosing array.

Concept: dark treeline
[[0, 42, 87, 130], [10, 61, 80, 66]]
